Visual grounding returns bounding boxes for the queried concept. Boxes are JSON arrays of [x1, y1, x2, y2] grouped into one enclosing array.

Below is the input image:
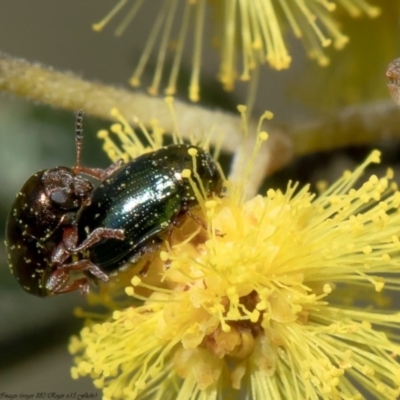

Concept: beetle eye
[[50, 189, 77, 209]]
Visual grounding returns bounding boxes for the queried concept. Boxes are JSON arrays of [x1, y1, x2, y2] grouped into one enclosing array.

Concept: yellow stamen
[[189, 0, 206, 102], [148, 0, 178, 96]]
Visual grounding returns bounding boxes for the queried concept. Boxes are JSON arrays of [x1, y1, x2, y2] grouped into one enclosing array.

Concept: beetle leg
[[52, 225, 125, 260], [185, 210, 225, 237], [55, 258, 109, 282], [49, 226, 78, 267], [46, 226, 77, 264], [139, 260, 151, 277], [46, 269, 90, 295], [68, 227, 125, 253], [186, 210, 208, 230], [75, 159, 124, 180], [57, 278, 90, 295]]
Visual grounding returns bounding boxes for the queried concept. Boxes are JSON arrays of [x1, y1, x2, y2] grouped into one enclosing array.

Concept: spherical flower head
[[70, 111, 400, 399], [92, 0, 380, 100]]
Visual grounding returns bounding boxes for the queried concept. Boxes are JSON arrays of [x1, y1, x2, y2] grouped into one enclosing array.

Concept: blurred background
[[0, 0, 399, 397]]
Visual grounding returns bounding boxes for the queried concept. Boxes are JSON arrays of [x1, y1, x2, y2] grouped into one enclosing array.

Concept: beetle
[[5, 110, 223, 297], [76, 143, 223, 274]]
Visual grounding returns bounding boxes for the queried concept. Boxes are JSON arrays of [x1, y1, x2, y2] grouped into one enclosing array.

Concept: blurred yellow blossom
[[70, 109, 400, 399], [93, 0, 380, 101]]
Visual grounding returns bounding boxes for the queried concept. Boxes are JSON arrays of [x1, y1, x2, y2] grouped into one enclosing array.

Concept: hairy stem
[[0, 51, 397, 193], [0, 51, 293, 196], [290, 100, 400, 157]]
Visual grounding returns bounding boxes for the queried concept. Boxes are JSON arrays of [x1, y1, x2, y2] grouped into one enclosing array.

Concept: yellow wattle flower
[[92, 0, 379, 100], [70, 110, 400, 399]]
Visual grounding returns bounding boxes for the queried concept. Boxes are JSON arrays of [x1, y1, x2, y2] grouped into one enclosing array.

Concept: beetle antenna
[[75, 109, 84, 171]]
